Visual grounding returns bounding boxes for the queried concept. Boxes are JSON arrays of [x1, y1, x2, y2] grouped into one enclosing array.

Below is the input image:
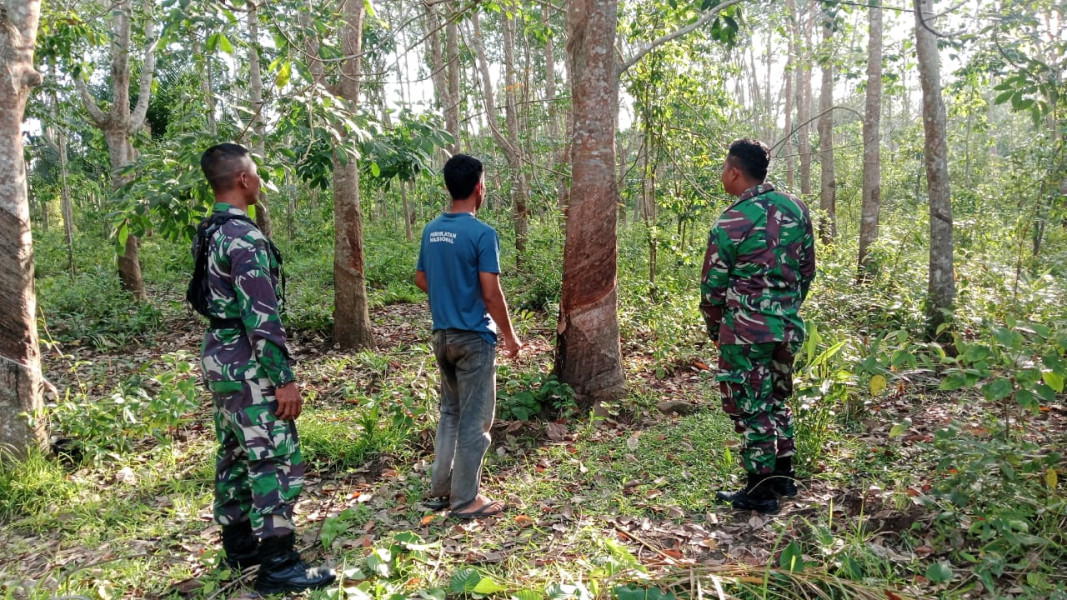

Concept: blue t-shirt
[[416, 212, 501, 344]]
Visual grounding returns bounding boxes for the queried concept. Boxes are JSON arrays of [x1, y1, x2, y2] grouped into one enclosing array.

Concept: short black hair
[[442, 154, 483, 200], [201, 143, 251, 192], [726, 139, 771, 182]]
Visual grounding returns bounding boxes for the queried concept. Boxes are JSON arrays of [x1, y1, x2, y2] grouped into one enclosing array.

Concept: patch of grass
[[0, 448, 78, 521], [300, 403, 416, 470]]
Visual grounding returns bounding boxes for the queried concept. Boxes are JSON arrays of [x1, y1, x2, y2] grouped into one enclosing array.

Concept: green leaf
[[926, 561, 953, 583], [961, 344, 992, 364], [451, 569, 481, 594], [869, 374, 887, 395], [981, 378, 1013, 402], [217, 33, 234, 54], [994, 89, 1015, 104], [1035, 383, 1057, 403], [1015, 389, 1038, 412], [779, 540, 805, 573], [939, 373, 968, 391], [276, 61, 291, 88], [1042, 370, 1064, 393], [511, 591, 543, 600], [889, 418, 912, 438], [1000, 461, 1016, 481], [473, 577, 508, 595]]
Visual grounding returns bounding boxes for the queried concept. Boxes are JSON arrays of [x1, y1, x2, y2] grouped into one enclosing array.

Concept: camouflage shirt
[[198, 203, 295, 389], [700, 183, 816, 345]]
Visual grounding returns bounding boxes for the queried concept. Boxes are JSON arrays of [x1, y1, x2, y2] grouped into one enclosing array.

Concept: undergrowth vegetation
[[4, 192, 1066, 599]]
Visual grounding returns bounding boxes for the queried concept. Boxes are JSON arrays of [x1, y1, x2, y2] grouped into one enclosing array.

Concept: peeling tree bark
[[914, 0, 955, 339], [556, 0, 625, 406], [332, 0, 375, 350], [0, 0, 48, 457]]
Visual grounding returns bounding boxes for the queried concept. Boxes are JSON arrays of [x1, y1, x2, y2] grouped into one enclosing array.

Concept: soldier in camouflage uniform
[[700, 139, 816, 514], [196, 143, 334, 594]]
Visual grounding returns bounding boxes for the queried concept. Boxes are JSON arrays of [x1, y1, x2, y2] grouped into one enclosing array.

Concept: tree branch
[[74, 75, 108, 127], [129, 15, 158, 133], [617, 0, 744, 76]]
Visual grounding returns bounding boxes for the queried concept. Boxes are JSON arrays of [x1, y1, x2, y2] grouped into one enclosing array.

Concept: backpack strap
[[190, 211, 285, 325]]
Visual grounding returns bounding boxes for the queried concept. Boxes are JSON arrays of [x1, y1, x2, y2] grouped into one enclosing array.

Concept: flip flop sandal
[[449, 500, 506, 520], [422, 496, 450, 510]]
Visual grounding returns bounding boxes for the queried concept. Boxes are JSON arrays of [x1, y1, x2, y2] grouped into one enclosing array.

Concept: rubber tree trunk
[[816, 12, 836, 243], [74, 0, 155, 302], [0, 0, 48, 458], [471, 11, 529, 257], [782, 0, 797, 189], [857, 0, 883, 282], [555, 0, 625, 406], [914, 0, 955, 339], [247, 1, 274, 238], [332, 0, 375, 349], [796, 0, 813, 196]]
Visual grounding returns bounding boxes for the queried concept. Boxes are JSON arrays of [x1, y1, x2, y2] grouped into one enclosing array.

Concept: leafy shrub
[[48, 352, 201, 465], [37, 266, 167, 348], [930, 425, 1066, 596], [496, 369, 576, 421]]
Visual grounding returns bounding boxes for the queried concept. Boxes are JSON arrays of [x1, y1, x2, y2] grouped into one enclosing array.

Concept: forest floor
[[2, 300, 1066, 600]]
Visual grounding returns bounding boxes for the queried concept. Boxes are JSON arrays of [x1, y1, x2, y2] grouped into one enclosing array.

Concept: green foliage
[[37, 266, 168, 349], [361, 112, 454, 186], [496, 369, 576, 421], [48, 352, 201, 465], [930, 424, 1065, 595], [940, 318, 1066, 432], [0, 448, 78, 521]]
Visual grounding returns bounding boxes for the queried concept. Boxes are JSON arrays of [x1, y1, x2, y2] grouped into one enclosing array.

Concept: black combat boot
[[771, 456, 798, 498], [221, 520, 259, 571], [716, 473, 779, 514], [255, 532, 336, 595]]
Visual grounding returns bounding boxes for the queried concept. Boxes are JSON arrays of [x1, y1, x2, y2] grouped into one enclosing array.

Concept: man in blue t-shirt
[[415, 154, 521, 520]]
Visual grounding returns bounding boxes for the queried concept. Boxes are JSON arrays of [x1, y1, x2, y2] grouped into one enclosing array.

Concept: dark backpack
[[186, 212, 285, 325]]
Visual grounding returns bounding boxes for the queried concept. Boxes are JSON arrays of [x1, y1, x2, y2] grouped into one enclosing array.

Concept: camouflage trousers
[[211, 377, 304, 540], [716, 342, 799, 475]]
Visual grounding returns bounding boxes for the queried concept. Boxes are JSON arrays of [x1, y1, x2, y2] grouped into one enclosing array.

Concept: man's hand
[[275, 382, 303, 420], [500, 337, 522, 359]]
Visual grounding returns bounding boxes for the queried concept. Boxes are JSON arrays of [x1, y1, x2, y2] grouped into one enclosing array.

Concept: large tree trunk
[[75, 0, 155, 302], [914, 0, 955, 339], [555, 0, 625, 406], [332, 0, 375, 349], [247, 1, 274, 238], [796, 0, 813, 196], [816, 12, 836, 243], [0, 0, 48, 457], [857, 0, 883, 281]]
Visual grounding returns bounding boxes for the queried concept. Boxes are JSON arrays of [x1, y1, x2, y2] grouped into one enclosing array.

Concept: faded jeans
[[429, 329, 497, 510]]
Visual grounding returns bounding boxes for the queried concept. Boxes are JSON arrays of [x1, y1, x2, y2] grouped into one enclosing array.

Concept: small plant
[[496, 369, 577, 421], [929, 423, 1065, 596], [47, 352, 201, 465]]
